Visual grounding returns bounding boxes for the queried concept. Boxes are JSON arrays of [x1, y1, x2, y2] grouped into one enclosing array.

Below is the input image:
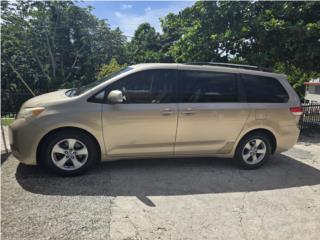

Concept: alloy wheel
[[241, 138, 267, 165], [51, 138, 88, 171]]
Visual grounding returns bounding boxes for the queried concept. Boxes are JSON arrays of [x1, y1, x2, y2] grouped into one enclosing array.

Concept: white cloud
[[122, 4, 133, 9], [113, 2, 194, 38], [114, 11, 122, 18]]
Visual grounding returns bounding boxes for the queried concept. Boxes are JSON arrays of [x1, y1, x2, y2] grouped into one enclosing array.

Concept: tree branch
[[33, 52, 52, 84], [64, 44, 86, 81], [64, 52, 80, 81], [44, 30, 56, 78], [7, 61, 36, 97]]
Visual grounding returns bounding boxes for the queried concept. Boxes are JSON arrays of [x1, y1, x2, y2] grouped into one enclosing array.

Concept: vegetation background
[[1, 1, 320, 114]]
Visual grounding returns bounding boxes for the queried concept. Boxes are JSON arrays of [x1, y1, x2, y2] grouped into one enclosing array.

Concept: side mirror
[[107, 90, 124, 103]]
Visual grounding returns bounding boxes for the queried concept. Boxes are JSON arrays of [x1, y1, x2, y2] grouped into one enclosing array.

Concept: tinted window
[[106, 69, 176, 103], [242, 74, 289, 103], [180, 71, 238, 103], [73, 67, 133, 96]]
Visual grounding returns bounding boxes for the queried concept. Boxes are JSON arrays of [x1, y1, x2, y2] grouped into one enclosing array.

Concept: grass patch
[[1, 118, 14, 126]]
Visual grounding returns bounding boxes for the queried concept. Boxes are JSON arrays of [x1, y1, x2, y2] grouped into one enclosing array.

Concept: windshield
[[67, 67, 133, 96]]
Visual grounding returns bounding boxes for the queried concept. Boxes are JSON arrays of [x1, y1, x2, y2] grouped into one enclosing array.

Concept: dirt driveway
[[1, 132, 320, 240]]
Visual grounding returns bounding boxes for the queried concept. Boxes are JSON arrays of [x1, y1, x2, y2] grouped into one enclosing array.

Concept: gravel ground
[[1, 132, 320, 240]]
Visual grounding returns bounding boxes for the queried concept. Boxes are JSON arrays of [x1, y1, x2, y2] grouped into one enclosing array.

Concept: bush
[[97, 58, 127, 79]]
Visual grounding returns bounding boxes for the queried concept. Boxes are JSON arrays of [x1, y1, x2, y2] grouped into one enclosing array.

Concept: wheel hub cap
[[242, 138, 267, 165], [51, 138, 88, 171]]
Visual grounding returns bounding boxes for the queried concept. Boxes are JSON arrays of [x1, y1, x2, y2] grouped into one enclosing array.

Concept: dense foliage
[[160, 1, 320, 95], [1, 1, 126, 91], [1, 0, 320, 113], [97, 58, 126, 80], [127, 23, 163, 64]]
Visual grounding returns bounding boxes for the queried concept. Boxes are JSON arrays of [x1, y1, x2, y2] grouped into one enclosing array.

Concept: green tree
[[127, 23, 163, 63], [1, 0, 128, 113], [1, 1, 127, 91], [97, 58, 126, 79], [161, 1, 320, 71], [160, 1, 320, 95]]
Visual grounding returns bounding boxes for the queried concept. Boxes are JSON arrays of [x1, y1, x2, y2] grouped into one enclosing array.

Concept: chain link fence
[[1, 89, 56, 126], [1, 89, 57, 115], [299, 103, 320, 129]]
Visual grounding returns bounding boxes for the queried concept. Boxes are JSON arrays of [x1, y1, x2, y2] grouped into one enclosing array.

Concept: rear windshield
[[67, 67, 133, 96], [242, 74, 289, 103]]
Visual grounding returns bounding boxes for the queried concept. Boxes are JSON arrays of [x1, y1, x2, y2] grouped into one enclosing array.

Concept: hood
[[21, 89, 70, 108]]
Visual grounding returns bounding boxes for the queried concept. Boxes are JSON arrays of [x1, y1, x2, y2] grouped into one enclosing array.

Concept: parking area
[[1, 131, 320, 240]]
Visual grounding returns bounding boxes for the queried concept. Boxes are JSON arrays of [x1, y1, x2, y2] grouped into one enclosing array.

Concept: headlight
[[17, 107, 45, 119]]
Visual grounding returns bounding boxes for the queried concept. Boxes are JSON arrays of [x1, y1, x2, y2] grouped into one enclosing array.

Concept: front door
[[175, 70, 250, 155], [102, 69, 178, 157]]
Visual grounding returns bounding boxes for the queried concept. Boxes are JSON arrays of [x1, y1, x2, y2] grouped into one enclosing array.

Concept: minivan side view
[[9, 63, 302, 176]]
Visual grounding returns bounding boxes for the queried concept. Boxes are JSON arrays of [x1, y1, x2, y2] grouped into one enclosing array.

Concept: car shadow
[[15, 154, 320, 202]]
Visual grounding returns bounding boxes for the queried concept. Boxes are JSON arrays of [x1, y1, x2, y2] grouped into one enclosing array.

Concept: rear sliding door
[[174, 70, 250, 155]]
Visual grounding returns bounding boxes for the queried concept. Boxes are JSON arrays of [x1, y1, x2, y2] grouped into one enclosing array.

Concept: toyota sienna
[[9, 63, 302, 176]]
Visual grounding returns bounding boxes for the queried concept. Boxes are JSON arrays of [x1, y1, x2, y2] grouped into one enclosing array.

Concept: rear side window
[[180, 71, 238, 103], [241, 74, 289, 103]]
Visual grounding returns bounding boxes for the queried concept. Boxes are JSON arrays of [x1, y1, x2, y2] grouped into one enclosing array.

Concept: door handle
[[161, 108, 173, 116], [182, 108, 195, 115]]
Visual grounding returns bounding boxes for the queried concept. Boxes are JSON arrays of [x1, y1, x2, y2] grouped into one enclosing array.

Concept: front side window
[[180, 71, 238, 103], [242, 74, 289, 103], [72, 67, 133, 96], [105, 69, 176, 103]]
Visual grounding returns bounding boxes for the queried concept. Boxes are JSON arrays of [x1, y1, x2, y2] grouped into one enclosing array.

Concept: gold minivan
[[9, 63, 302, 176]]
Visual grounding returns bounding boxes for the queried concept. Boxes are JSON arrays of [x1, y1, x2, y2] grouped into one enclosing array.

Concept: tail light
[[290, 106, 303, 116]]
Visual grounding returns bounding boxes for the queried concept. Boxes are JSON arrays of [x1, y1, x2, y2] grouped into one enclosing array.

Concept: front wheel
[[40, 130, 99, 176], [235, 133, 272, 169]]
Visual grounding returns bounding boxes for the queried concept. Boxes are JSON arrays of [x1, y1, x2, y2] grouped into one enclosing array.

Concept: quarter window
[[180, 71, 238, 103], [242, 74, 289, 103], [106, 70, 176, 104]]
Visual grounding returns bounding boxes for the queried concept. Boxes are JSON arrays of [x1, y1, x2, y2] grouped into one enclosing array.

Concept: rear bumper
[[275, 125, 300, 153], [8, 119, 43, 165]]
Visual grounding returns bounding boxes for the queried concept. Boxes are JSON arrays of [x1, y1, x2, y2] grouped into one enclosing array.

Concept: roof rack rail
[[184, 62, 274, 72]]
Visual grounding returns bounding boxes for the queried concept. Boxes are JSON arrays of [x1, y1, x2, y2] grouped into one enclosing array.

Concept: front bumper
[[9, 119, 43, 165]]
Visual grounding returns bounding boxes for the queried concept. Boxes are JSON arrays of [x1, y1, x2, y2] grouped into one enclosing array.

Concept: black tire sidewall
[[40, 130, 99, 176], [235, 133, 271, 169]]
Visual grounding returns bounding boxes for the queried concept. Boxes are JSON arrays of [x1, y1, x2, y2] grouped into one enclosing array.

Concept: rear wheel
[[235, 133, 272, 169], [40, 130, 99, 176]]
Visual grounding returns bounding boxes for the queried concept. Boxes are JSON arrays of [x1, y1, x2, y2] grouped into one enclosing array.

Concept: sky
[[75, 1, 195, 38]]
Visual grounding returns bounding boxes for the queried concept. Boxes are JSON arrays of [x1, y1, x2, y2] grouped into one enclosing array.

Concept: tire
[[235, 132, 272, 169], [39, 129, 99, 176]]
